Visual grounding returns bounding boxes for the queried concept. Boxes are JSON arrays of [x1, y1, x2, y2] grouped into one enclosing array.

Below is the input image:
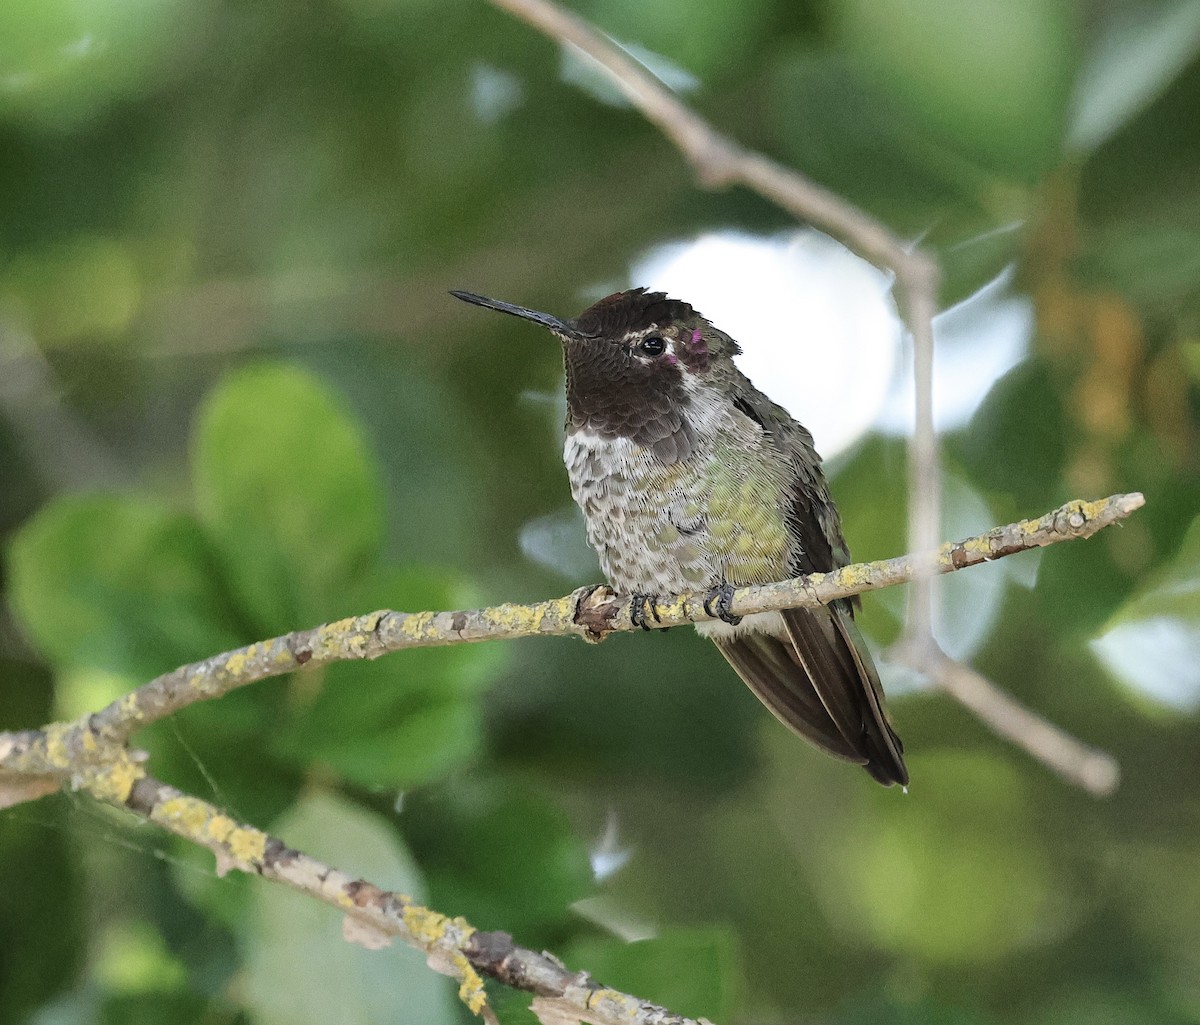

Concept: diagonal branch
[[485, 0, 943, 664], [910, 649, 1120, 795], [116, 773, 700, 1025], [0, 494, 1141, 792], [487, 0, 914, 268]]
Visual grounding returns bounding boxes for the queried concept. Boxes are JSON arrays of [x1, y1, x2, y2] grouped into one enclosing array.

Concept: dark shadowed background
[[1, 0, 1199, 1022]]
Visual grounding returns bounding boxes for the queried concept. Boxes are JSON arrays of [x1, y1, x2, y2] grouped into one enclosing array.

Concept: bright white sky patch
[[876, 266, 1032, 435], [470, 63, 524, 124], [631, 230, 900, 458], [560, 38, 699, 107], [589, 808, 633, 882], [1092, 617, 1200, 711], [1089, 516, 1200, 710], [630, 229, 1031, 455]]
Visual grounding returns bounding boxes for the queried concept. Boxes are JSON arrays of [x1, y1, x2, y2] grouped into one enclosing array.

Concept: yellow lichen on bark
[[949, 535, 995, 558], [345, 615, 383, 656], [113, 692, 145, 725], [453, 952, 488, 1015], [1067, 497, 1102, 525], [40, 721, 73, 769], [305, 613, 392, 661], [398, 902, 487, 1015], [154, 795, 215, 835], [308, 617, 359, 660], [224, 644, 257, 677], [837, 562, 876, 588], [205, 812, 268, 866], [152, 795, 267, 868], [225, 824, 267, 865], [36, 721, 144, 803], [400, 902, 473, 945], [81, 751, 144, 804], [488, 601, 551, 634], [652, 594, 690, 621], [585, 989, 646, 1023], [395, 611, 438, 642]]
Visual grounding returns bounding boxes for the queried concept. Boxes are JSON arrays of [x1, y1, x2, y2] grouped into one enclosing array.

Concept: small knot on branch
[[573, 584, 619, 642]]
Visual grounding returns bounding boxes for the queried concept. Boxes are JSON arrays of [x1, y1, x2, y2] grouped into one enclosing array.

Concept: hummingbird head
[[451, 287, 741, 460]]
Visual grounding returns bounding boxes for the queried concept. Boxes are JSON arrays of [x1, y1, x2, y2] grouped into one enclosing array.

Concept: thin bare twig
[[915, 650, 1120, 795], [896, 269, 943, 650], [485, 0, 943, 654], [488, 0, 911, 267], [0, 323, 130, 490]]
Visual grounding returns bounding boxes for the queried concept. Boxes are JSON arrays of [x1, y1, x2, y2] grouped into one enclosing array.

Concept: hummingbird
[[452, 287, 907, 786]]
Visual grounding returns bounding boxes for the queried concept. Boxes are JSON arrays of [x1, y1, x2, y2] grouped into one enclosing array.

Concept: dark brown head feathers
[[452, 285, 739, 461], [572, 288, 699, 339]]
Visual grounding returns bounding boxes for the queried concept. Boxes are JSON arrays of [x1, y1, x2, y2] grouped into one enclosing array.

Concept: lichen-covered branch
[[116, 774, 695, 1025], [0, 493, 1142, 793]]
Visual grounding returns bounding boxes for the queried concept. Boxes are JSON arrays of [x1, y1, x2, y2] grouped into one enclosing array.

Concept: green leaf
[[170, 836, 257, 936], [932, 219, 1026, 309], [283, 671, 484, 790], [1078, 221, 1200, 312], [576, 0, 774, 80], [402, 778, 594, 946], [488, 627, 761, 791], [766, 51, 990, 230], [565, 929, 740, 1023], [0, 236, 141, 343], [1091, 515, 1200, 710], [98, 993, 210, 1025], [192, 363, 385, 635], [954, 357, 1069, 514], [1068, 0, 1200, 152], [790, 748, 1065, 964], [0, 792, 83, 1023], [834, 0, 1077, 178], [275, 565, 504, 789], [145, 684, 303, 828], [94, 919, 186, 994], [0, 0, 215, 128], [240, 792, 457, 1025], [7, 494, 242, 680], [0, 655, 54, 732], [833, 437, 1019, 661]]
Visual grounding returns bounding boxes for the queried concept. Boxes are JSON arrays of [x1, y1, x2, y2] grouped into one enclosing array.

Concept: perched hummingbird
[[452, 287, 907, 786]]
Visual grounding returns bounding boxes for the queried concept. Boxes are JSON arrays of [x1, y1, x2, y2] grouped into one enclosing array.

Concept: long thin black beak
[[450, 290, 578, 338]]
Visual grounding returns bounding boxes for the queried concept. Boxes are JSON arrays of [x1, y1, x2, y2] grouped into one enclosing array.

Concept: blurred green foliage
[[1, 0, 1198, 1023]]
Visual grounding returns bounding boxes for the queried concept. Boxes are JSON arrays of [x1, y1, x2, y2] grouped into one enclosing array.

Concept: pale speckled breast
[[563, 418, 794, 595]]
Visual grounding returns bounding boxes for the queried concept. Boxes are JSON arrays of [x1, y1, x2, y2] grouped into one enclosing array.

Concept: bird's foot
[[629, 593, 663, 632], [703, 583, 742, 626]]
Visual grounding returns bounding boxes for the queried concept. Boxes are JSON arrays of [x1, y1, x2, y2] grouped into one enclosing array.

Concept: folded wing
[[714, 606, 908, 786]]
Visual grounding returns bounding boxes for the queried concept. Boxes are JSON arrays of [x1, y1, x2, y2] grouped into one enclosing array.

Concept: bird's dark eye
[[639, 336, 666, 357]]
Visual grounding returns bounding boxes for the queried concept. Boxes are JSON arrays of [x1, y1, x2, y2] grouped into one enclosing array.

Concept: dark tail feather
[[714, 608, 907, 787], [825, 609, 907, 786], [714, 630, 867, 765]]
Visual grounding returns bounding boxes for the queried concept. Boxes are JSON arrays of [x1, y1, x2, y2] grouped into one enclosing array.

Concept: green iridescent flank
[[705, 436, 791, 585]]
